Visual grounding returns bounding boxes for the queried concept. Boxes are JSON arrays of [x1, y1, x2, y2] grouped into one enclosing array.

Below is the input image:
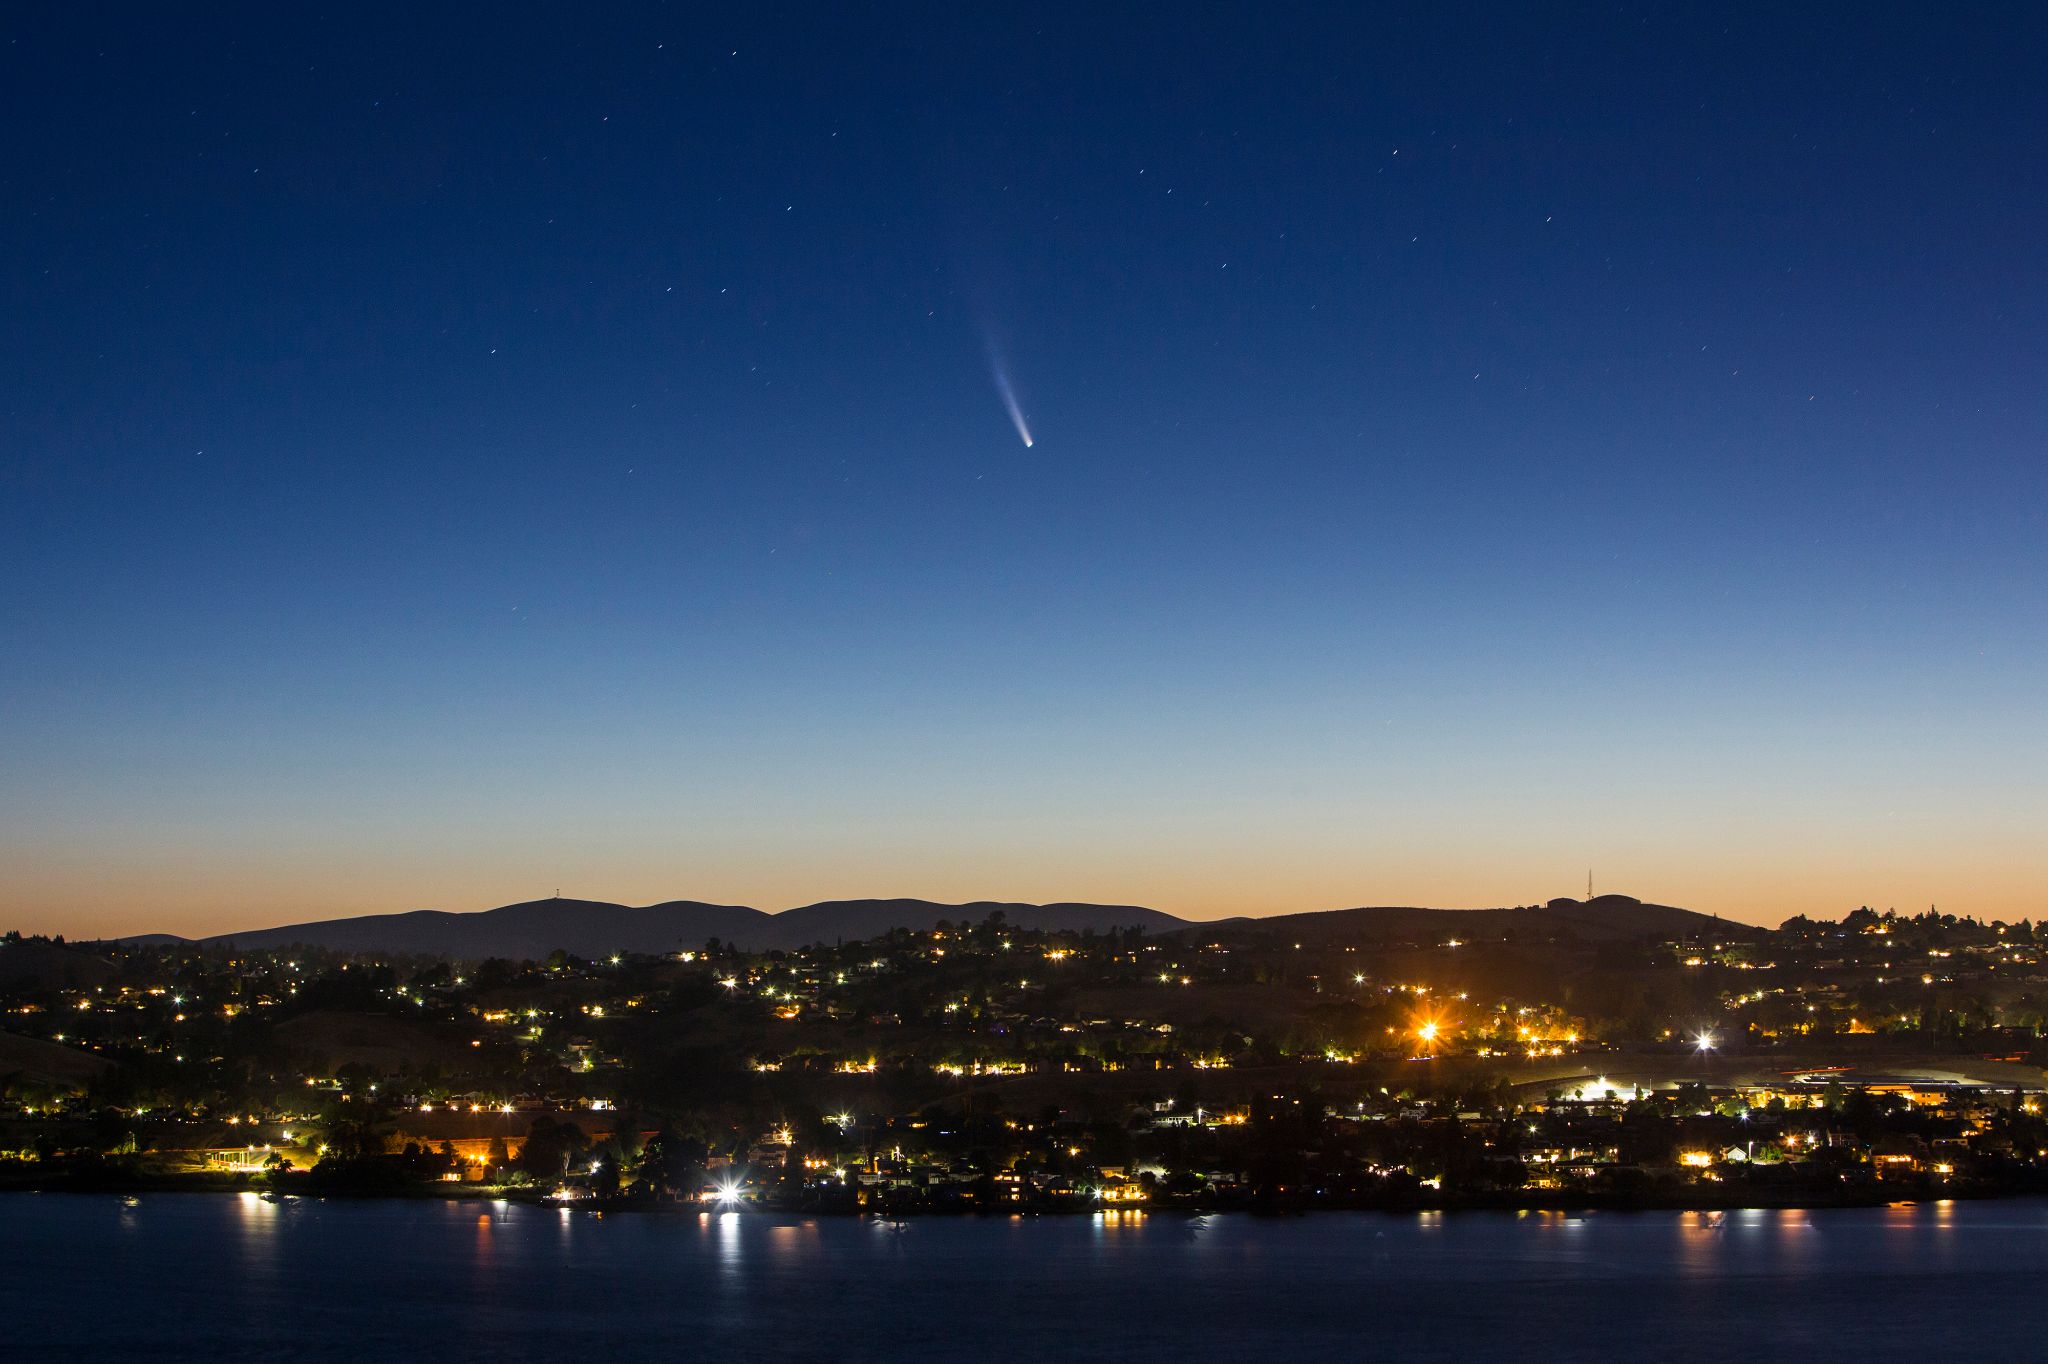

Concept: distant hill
[[190, 898, 769, 959], [115, 892, 1745, 959], [0, 939, 122, 990], [1177, 895, 1757, 947], [0, 1031, 116, 1088], [772, 899, 1187, 945], [162, 896, 1189, 959]]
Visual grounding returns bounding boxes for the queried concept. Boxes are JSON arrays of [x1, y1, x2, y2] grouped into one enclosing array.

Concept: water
[[5, 1195, 2043, 1361]]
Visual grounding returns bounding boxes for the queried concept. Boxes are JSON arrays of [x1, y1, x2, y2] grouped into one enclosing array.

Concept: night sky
[[5, 6, 2044, 935]]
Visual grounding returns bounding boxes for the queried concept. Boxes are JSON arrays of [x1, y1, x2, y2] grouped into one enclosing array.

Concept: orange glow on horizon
[[4, 837, 2043, 940]]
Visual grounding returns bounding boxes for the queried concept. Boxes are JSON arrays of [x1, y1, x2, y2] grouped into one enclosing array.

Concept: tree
[[516, 1116, 589, 1180], [318, 1098, 391, 1160], [639, 1125, 708, 1199], [89, 1107, 136, 1156]]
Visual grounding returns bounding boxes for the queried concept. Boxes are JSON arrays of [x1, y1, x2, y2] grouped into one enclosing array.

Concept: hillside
[[0, 1031, 116, 1088], [271, 1010, 481, 1073], [104, 891, 1756, 961], [771, 898, 1187, 945], [1179, 895, 1756, 947], [198, 898, 768, 959], [177, 896, 1189, 959], [0, 939, 122, 990]]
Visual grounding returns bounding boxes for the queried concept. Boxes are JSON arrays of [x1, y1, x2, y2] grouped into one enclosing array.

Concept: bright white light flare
[[984, 337, 1034, 447]]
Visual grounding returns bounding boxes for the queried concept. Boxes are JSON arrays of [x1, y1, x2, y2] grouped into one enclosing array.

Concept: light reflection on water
[[11, 1195, 2048, 1363]]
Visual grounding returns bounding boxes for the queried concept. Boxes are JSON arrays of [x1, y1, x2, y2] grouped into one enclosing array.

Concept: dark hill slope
[[1178, 895, 1754, 947], [0, 1031, 116, 1087], [0, 939, 122, 990], [191, 897, 1189, 958], [771, 898, 1185, 945], [202, 899, 768, 959], [134, 892, 1738, 961]]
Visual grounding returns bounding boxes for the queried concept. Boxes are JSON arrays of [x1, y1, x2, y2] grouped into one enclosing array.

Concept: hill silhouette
[[0, 938, 121, 989], [1176, 894, 1756, 946], [160, 897, 1186, 958], [113, 891, 1748, 960]]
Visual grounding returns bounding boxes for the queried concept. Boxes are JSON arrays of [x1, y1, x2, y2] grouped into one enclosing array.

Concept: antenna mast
[[1587, 868, 1593, 901]]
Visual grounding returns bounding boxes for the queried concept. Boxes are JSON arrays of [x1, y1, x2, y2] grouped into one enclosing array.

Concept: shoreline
[[2, 1171, 2032, 1218]]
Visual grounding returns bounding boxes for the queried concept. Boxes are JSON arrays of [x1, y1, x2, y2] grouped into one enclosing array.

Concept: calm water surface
[[5, 1195, 2043, 1361]]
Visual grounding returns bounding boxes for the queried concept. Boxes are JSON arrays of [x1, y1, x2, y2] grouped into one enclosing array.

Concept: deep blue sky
[[4, 5, 2045, 933]]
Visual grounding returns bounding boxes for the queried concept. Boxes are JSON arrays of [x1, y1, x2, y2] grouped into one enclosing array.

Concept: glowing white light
[[984, 335, 1034, 447]]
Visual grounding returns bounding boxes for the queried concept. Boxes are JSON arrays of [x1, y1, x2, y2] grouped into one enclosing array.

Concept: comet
[[983, 336, 1034, 448]]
